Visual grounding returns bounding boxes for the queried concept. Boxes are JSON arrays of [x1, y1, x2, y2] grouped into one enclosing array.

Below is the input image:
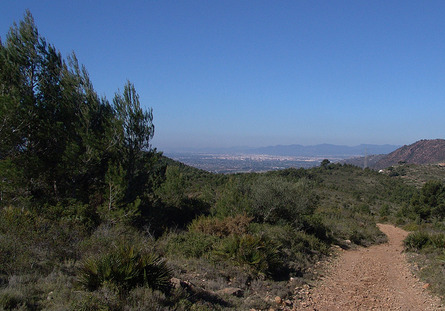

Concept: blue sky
[[2, 1, 445, 151]]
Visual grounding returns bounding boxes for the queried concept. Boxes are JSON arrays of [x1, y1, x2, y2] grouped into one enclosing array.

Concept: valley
[[2, 11, 445, 311], [166, 152, 346, 173]]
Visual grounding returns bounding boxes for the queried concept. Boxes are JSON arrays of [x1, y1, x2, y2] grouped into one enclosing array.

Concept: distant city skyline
[[2, 1, 445, 151]]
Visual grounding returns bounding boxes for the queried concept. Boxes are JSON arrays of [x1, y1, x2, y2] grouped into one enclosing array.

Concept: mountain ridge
[[343, 139, 445, 169], [373, 139, 445, 169], [249, 143, 399, 157]]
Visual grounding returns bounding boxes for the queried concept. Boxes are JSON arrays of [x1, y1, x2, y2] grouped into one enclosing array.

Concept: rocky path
[[296, 224, 443, 310]]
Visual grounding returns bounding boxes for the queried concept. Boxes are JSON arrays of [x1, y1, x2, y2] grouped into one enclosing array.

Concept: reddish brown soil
[[296, 224, 443, 310]]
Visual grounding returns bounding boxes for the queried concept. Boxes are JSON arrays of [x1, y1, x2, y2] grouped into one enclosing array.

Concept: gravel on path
[[296, 224, 443, 311]]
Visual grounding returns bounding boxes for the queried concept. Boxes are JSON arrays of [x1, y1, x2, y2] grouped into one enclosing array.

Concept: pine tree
[[113, 81, 155, 203], [0, 11, 158, 217]]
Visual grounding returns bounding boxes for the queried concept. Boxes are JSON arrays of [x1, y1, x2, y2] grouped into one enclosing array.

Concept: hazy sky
[[2, 1, 445, 151]]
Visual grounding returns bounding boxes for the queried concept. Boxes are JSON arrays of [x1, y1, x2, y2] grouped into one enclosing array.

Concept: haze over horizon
[[2, 1, 445, 151], [161, 142, 402, 155]]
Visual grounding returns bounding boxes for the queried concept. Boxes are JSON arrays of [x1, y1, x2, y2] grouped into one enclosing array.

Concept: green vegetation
[[396, 176, 445, 301], [385, 163, 445, 188], [77, 244, 172, 295], [2, 11, 445, 310]]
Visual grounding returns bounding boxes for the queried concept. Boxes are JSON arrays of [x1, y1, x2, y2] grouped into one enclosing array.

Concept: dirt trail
[[297, 224, 443, 310]]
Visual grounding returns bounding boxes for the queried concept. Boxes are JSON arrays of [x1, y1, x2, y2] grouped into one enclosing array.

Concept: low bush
[[188, 214, 252, 237], [290, 230, 329, 257], [379, 204, 391, 217], [163, 231, 219, 259], [299, 214, 331, 242], [250, 176, 317, 226], [249, 223, 329, 257], [77, 244, 172, 295], [0, 206, 89, 275], [428, 233, 445, 248], [402, 223, 419, 232], [404, 231, 431, 251], [320, 206, 386, 246], [0, 289, 27, 310], [213, 234, 283, 278], [404, 231, 445, 251], [247, 223, 329, 277], [70, 290, 119, 311], [79, 223, 155, 259], [212, 176, 253, 218], [0, 275, 42, 311], [125, 287, 173, 311]]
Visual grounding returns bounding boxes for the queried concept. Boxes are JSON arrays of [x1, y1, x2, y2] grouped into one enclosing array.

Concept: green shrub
[[164, 231, 219, 259], [350, 229, 366, 245], [213, 234, 283, 278], [0, 276, 42, 311], [379, 204, 391, 217], [402, 223, 419, 232], [250, 223, 328, 257], [428, 233, 445, 248], [188, 214, 252, 237], [290, 230, 329, 257], [212, 177, 252, 217], [299, 214, 331, 242], [352, 203, 371, 215], [125, 287, 172, 311], [406, 231, 445, 251], [320, 206, 386, 246], [409, 180, 445, 221], [70, 290, 115, 311], [247, 223, 329, 277], [404, 231, 431, 251], [0, 290, 26, 310], [77, 245, 172, 295], [79, 224, 156, 260], [43, 200, 100, 232], [250, 176, 316, 226], [0, 206, 89, 275]]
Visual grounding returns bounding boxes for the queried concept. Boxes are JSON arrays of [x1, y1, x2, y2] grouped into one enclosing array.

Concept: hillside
[[374, 139, 445, 169], [340, 154, 387, 169], [3, 12, 445, 311], [343, 139, 445, 170], [381, 163, 445, 188], [1, 14, 414, 310]]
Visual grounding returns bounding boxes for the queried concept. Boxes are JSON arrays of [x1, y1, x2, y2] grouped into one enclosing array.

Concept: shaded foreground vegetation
[[1, 12, 445, 310]]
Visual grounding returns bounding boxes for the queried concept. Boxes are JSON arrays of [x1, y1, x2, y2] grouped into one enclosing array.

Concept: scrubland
[[2, 11, 445, 310]]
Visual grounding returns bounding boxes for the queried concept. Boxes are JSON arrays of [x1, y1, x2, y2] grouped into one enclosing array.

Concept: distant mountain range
[[248, 144, 399, 157], [344, 139, 445, 169], [165, 139, 445, 172], [167, 144, 400, 158]]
